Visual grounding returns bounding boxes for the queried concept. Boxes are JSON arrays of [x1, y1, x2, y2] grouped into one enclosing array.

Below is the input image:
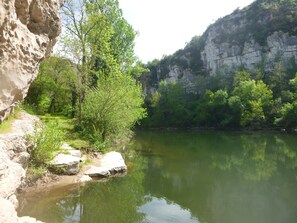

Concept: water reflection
[[132, 131, 297, 223], [139, 196, 199, 223], [18, 131, 297, 223]]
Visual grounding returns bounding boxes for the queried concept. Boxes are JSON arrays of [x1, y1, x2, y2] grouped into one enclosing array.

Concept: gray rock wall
[[201, 30, 297, 75], [0, 0, 63, 123], [0, 112, 41, 222]]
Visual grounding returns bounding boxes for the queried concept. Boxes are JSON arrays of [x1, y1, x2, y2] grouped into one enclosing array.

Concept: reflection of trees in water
[[211, 133, 297, 181], [134, 131, 297, 223], [18, 150, 149, 223], [67, 151, 149, 223]]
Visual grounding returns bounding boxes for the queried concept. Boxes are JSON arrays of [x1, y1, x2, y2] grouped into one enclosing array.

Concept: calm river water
[[18, 131, 297, 223]]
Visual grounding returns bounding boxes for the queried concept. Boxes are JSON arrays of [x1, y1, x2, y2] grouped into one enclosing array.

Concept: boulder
[[0, 148, 26, 204], [50, 154, 81, 175], [61, 143, 82, 158], [84, 152, 127, 178], [78, 175, 92, 183], [100, 151, 127, 173], [0, 197, 18, 223], [84, 166, 111, 177], [0, 197, 43, 223], [18, 216, 44, 223]]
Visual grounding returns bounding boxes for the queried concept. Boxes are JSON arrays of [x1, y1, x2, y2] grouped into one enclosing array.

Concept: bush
[[80, 71, 146, 148], [28, 122, 64, 168]]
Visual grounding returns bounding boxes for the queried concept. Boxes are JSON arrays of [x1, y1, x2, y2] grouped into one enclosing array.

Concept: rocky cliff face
[[143, 0, 297, 91], [201, 1, 297, 75], [0, 112, 41, 222], [0, 0, 63, 123]]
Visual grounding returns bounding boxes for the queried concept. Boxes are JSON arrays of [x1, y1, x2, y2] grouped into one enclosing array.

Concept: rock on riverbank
[[0, 112, 42, 223]]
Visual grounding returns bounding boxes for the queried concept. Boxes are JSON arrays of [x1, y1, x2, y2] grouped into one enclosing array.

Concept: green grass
[[0, 118, 13, 133], [38, 114, 91, 150], [0, 109, 22, 134]]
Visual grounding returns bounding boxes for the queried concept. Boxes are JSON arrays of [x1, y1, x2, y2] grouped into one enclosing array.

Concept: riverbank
[[0, 111, 127, 223]]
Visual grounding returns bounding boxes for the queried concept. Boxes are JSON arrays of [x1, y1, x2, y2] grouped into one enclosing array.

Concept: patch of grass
[[38, 115, 91, 150], [68, 139, 90, 149], [0, 108, 22, 134], [26, 166, 46, 181], [0, 119, 13, 133]]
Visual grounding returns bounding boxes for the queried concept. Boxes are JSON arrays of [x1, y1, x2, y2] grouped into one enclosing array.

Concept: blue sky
[[118, 0, 255, 63]]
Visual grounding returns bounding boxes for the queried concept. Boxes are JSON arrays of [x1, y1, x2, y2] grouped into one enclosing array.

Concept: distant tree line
[[141, 61, 297, 130]]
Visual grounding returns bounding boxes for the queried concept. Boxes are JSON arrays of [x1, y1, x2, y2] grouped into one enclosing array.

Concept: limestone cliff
[[0, 112, 41, 223], [0, 0, 63, 123], [143, 0, 297, 92]]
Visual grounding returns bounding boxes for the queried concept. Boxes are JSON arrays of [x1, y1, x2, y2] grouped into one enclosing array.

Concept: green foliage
[[142, 81, 190, 127], [80, 69, 146, 147], [275, 73, 297, 128], [25, 57, 77, 116], [28, 122, 64, 168], [231, 78, 273, 127], [275, 102, 297, 128], [26, 166, 46, 180], [195, 89, 235, 127]]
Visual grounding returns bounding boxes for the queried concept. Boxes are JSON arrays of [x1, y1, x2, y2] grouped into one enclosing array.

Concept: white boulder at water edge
[[84, 151, 127, 178], [49, 143, 84, 175]]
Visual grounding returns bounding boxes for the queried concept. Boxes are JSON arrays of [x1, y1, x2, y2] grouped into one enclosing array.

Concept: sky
[[118, 0, 255, 63]]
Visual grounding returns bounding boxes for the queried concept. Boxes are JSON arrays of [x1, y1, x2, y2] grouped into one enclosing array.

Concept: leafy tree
[[230, 77, 273, 127], [144, 81, 189, 127], [80, 68, 146, 148], [60, 0, 137, 121], [276, 102, 297, 128], [275, 73, 297, 128]]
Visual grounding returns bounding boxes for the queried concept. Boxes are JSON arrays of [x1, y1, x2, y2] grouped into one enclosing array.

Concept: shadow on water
[[18, 131, 297, 223]]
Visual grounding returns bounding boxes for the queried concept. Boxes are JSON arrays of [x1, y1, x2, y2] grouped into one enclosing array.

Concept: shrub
[[28, 122, 64, 168]]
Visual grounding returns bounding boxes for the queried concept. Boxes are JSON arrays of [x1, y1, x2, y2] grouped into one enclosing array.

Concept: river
[[18, 131, 297, 223]]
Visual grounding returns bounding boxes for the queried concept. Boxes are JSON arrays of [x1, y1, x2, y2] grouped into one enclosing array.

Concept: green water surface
[[18, 131, 297, 223]]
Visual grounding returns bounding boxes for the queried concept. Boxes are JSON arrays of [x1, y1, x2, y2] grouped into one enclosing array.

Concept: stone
[[0, 197, 18, 223], [18, 216, 44, 223], [84, 166, 111, 177], [0, 0, 64, 123], [78, 175, 92, 183], [100, 151, 127, 173], [68, 149, 82, 158], [13, 151, 30, 168], [61, 142, 74, 150], [0, 197, 43, 223], [61, 143, 82, 157], [50, 154, 81, 175], [84, 152, 127, 178], [18, 216, 42, 223], [0, 150, 26, 201]]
